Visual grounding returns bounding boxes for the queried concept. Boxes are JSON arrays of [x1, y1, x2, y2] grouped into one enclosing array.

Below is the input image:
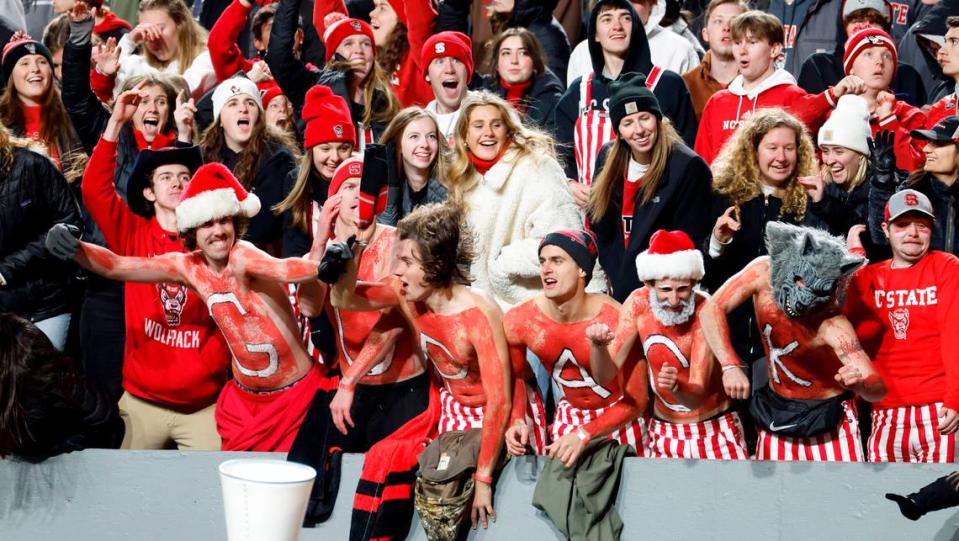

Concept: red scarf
[[500, 78, 532, 113], [22, 105, 60, 165], [468, 141, 511, 175], [133, 128, 177, 150]]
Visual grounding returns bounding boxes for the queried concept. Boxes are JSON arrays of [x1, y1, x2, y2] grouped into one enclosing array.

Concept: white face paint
[[551, 348, 611, 399], [648, 287, 696, 326]]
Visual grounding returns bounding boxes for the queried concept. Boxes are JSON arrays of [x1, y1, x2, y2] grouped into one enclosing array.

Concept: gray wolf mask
[[765, 222, 865, 319]]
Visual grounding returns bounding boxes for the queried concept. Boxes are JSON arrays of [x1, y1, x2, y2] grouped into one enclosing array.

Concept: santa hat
[[175, 163, 261, 232], [323, 13, 375, 62], [818, 95, 872, 156], [635, 230, 705, 282], [211, 77, 262, 121], [303, 84, 356, 148], [843, 27, 897, 75], [2, 35, 53, 84], [421, 31, 474, 83], [328, 155, 364, 197]]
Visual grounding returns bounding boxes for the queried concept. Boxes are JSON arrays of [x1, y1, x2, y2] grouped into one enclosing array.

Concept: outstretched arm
[[821, 315, 886, 402], [701, 258, 766, 400], [239, 243, 321, 284], [74, 240, 185, 284]]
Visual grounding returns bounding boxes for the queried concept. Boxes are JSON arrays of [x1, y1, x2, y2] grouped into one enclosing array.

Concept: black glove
[[317, 235, 356, 284], [45, 223, 82, 260], [868, 130, 897, 176]]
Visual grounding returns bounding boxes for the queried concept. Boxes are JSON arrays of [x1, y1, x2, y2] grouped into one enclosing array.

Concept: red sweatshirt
[[694, 70, 836, 164], [926, 93, 957, 130], [845, 251, 959, 411], [81, 138, 230, 412], [208, 0, 257, 82], [313, 0, 435, 107]]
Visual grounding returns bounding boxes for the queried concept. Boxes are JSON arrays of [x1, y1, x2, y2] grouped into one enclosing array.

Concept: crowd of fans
[[3, 0, 959, 536]]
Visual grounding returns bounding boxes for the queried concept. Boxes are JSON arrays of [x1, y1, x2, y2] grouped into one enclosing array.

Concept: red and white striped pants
[[869, 402, 957, 463], [756, 399, 863, 462], [437, 388, 547, 453], [551, 398, 646, 456], [647, 412, 748, 460]]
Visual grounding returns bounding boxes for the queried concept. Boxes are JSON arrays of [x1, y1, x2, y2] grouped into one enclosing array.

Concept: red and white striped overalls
[[573, 66, 663, 185]]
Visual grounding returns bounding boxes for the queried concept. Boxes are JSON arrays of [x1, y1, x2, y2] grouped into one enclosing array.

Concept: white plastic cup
[[219, 459, 317, 541]]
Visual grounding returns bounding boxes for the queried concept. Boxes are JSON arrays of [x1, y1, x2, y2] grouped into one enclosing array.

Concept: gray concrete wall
[[2, 450, 959, 540]]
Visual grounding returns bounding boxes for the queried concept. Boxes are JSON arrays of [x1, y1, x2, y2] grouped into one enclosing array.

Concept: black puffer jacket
[[477, 69, 564, 134], [809, 177, 889, 262], [366, 142, 449, 227], [0, 148, 83, 321], [436, 0, 571, 83]]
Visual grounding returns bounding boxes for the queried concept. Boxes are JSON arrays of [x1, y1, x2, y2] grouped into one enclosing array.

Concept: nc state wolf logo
[[889, 307, 910, 340], [158, 283, 188, 326]]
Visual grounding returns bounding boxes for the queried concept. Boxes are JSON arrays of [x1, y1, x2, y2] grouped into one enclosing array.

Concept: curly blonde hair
[[711, 108, 815, 221], [446, 91, 556, 202]]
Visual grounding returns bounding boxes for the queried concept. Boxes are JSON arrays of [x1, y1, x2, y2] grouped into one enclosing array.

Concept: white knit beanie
[[211, 77, 262, 122], [818, 95, 872, 156]]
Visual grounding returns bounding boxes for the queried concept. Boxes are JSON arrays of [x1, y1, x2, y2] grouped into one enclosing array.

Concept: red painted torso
[[631, 289, 730, 422], [410, 304, 488, 408], [326, 226, 422, 384], [182, 244, 313, 391], [754, 287, 844, 400], [505, 299, 622, 410]]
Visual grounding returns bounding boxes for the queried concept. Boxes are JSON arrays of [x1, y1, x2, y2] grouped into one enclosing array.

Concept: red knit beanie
[[260, 82, 284, 108], [843, 27, 897, 75], [303, 84, 356, 148], [328, 156, 363, 197], [421, 31, 474, 83], [323, 13, 375, 61]]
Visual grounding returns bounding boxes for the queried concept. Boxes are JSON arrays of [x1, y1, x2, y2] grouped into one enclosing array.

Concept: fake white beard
[[648, 287, 696, 326]]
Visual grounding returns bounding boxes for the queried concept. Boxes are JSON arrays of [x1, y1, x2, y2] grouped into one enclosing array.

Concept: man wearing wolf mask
[[702, 222, 886, 461]]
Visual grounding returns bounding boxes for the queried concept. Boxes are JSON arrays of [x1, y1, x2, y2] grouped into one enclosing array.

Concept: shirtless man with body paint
[[330, 202, 511, 531], [46, 163, 330, 452], [700, 222, 886, 461], [503, 230, 647, 467], [588, 230, 749, 459]]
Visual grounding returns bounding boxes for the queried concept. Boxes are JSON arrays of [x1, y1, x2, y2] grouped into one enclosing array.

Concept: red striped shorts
[[756, 399, 863, 462], [438, 388, 485, 433], [647, 411, 748, 460], [869, 402, 957, 463], [551, 398, 646, 456]]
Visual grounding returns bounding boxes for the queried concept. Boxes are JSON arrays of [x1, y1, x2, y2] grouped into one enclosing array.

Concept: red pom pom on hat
[[175, 163, 261, 232], [634, 229, 704, 282]]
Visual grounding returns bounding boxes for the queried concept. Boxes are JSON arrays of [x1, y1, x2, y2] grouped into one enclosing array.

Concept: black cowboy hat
[[127, 145, 204, 218]]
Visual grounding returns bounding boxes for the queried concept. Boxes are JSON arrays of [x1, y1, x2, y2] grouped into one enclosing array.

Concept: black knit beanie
[[608, 71, 662, 134], [539, 230, 599, 285]]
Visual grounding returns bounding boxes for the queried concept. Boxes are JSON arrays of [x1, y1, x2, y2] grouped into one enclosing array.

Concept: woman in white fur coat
[[445, 92, 583, 308]]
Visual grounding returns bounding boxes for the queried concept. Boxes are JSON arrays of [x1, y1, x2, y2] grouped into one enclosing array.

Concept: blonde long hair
[[711, 109, 815, 221], [326, 58, 399, 128], [138, 0, 208, 75], [821, 153, 868, 193], [445, 91, 556, 202], [588, 117, 682, 221]]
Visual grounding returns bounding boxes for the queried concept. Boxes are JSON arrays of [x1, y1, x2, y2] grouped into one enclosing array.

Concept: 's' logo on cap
[[905, 193, 919, 206], [349, 163, 361, 175], [435, 42, 446, 54]]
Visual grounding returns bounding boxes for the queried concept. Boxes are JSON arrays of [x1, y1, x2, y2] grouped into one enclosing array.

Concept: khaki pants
[[119, 391, 221, 450]]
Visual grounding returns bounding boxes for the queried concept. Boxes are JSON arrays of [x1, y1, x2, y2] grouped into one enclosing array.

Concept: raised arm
[[820, 315, 886, 402], [238, 243, 321, 283], [48, 228, 187, 284], [208, 0, 256, 81], [330, 239, 402, 312], [700, 257, 767, 399], [267, 0, 317, 113], [63, 3, 110, 155]]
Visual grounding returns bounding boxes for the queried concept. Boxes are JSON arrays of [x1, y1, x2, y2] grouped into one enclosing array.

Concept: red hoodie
[[694, 69, 836, 164], [845, 251, 959, 411], [81, 138, 230, 412], [313, 0, 435, 107], [867, 100, 927, 173], [208, 0, 258, 81], [94, 11, 132, 36]]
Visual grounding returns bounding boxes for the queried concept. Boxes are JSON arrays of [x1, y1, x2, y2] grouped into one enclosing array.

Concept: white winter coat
[[461, 146, 583, 308]]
